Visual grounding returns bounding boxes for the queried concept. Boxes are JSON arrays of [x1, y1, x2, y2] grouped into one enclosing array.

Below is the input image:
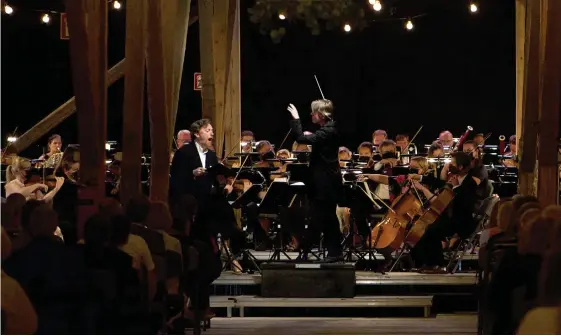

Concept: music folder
[[206, 163, 235, 177]]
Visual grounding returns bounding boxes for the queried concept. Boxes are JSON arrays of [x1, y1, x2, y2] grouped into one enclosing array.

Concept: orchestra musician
[[461, 140, 491, 207], [287, 99, 343, 262], [395, 134, 410, 164], [473, 133, 486, 147], [241, 130, 255, 153], [5, 157, 65, 201], [438, 130, 455, 148], [37, 134, 63, 169], [338, 147, 352, 168], [169, 118, 237, 313], [176, 130, 191, 149], [372, 129, 387, 147], [409, 151, 478, 272], [503, 135, 518, 167]]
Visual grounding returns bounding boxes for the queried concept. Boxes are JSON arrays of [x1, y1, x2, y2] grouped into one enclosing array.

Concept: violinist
[[409, 151, 478, 272], [395, 134, 410, 164], [438, 130, 455, 149], [373, 140, 399, 172], [4, 156, 64, 202], [241, 130, 255, 153], [287, 99, 342, 262], [37, 134, 63, 169], [252, 141, 280, 169], [473, 133, 486, 147], [276, 149, 291, 160]]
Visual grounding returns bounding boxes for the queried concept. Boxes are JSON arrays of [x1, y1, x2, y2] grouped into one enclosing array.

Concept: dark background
[[1, 0, 515, 157]]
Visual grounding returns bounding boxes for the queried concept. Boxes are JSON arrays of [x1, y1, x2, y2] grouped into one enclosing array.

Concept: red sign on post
[[194, 72, 202, 91], [60, 13, 70, 40]]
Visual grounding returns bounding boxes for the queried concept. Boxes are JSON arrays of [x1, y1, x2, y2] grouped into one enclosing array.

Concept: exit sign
[[194, 72, 202, 91]]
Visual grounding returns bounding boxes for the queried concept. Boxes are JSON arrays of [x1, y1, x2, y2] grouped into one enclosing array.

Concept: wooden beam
[[4, 60, 124, 155], [223, 0, 241, 157], [121, 0, 147, 203], [515, 0, 526, 145], [65, 0, 108, 239], [198, 0, 216, 126], [536, 0, 561, 205], [518, 0, 541, 196], [146, 0, 172, 202]]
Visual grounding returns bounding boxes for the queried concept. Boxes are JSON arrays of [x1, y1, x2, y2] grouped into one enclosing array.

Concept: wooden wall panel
[[515, 0, 526, 146], [121, 0, 147, 203]]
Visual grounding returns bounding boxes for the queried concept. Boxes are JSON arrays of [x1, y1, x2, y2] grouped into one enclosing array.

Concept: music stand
[[231, 184, 262, 209], [207, 163, 235, 177], [259, 180, 294, 261]]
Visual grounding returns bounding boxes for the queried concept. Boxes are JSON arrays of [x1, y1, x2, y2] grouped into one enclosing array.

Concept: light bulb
[[405, 20, 413, 30], [41, 13, 50, 23], [344, 24, 351, 32], [7, 136, 17, 143], [278, 13, 286, 20], [373, 1, 382, 12], [368, 0, 375, 4], [4, 5, 13, 15], [113, 1, 121, 10], [470, 3, 478, 12]]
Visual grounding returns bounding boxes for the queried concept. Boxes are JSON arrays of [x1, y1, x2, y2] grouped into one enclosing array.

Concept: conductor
[[287, 99, 343, 262]]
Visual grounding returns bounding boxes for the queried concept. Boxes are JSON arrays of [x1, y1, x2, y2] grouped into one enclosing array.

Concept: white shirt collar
[[453, 174, 467, 189], [195, 141, 208, 154]]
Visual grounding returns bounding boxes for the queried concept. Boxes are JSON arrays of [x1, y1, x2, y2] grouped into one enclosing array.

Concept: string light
[[405, 19, 413, 30], [7, 136, 17, 143], [372, 1, 382, 12], [113, 0, 121, 10], [278, 13, 286, 20], [368, 0, 375, 4], [470, 2, 478, 13], [41, 13, 50, 24], [343, 23, 351, 32], [4, 4, 13, 15]]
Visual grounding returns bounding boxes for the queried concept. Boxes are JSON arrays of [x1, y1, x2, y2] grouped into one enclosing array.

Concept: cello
[[367, 181, 424, 250]]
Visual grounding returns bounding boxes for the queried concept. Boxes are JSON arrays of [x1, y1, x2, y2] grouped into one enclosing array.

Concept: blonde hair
[[146, 201, 173, 231], [410, 156, 429, 174], [5, 156, 30, 182], [310, 99, 334, 118]]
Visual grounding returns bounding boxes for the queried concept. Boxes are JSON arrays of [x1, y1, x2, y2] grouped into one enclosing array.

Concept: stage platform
[[244, 250, 479, 262], [213, 270, 478, 286], [202, 315, 477, 335]]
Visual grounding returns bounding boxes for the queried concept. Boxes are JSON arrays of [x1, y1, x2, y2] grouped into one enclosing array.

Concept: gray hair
[[310, 99, 334, 118]]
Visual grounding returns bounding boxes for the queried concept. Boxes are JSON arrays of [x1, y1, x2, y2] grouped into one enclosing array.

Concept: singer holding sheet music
[[287, 99, 343, 262], [169, 118, 236, 314]]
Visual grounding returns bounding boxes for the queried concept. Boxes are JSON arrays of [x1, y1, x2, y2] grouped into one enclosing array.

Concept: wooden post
[[224, 0, 241, 155], [121, 0, 147, 203], [198, 0, 238, 156], [146, 0, 191, 201], [515, 0, 526, 145], [4, 60, 124, 155], [65, 0, 108, 239], [536, 0, 561, 205], [518, 0, 541, 196]]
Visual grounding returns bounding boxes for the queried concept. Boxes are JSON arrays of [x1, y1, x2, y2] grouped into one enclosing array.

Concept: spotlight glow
[[7, 136, 17, 143], [470, 3, 478, 12], [373, 1, 382, 12], [278, 13, 286, 20], [344, 24, 351, 32], [41, 13, 50, 23], [113, 1, 121, 10], [4, 5, 13, 15]]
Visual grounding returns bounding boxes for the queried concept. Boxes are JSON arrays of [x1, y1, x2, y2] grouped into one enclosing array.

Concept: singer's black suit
[[169, 141, 233, 310], [290, 119, 342, 257]]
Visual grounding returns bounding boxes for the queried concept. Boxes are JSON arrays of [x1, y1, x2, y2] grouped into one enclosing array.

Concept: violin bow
[[404, 125, 424, 151]]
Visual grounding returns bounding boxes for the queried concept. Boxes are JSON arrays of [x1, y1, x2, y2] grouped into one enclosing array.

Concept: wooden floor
[[204, 315, 477, 335]]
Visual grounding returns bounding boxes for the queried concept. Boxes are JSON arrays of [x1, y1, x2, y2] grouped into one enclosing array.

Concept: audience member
[[1, 227, 38, 335]]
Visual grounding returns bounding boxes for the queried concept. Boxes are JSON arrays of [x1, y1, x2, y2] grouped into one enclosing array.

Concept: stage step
[[210, 295, 434, 318]]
